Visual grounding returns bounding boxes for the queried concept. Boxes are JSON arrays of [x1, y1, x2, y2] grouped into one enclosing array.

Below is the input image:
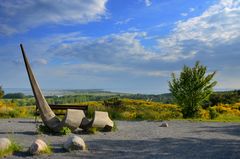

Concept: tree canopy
[[169, 61, 217, 118], [0, 86, 4, 98]]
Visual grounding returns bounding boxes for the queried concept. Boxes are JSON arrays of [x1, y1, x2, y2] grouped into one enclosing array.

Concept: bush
[[0, 86, 4, 98], [59, 127, 72, 135], [169, 61, 217, 118], [208, 107, 219, 119], [0, 140, 22, 158], [3, 93, 25, 99], [37, 125, 72, 135], [103, 97, 122, 107]]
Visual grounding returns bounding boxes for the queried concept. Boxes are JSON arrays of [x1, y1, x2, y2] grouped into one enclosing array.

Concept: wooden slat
[[49, 104, 88, 110], [35, 104, 88, 116]]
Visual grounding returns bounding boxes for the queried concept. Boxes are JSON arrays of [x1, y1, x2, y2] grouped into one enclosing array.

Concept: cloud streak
[[0, 0, 108, 35], [157, 0, 240, 61], [144, 0, 152, 7]]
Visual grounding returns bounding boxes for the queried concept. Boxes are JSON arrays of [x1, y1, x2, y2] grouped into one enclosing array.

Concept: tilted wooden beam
[[20, 44, 85, 132]]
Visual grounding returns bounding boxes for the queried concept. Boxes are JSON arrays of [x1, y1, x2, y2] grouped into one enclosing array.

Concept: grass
[[0, 140, 22, 158], [37, 125, 72, 135], [0, 98, 239, 122], [85, 121, 117, 134], [38, 145, 52, 155], [0, 100, 35, 118], [29, 141, 53, 155]]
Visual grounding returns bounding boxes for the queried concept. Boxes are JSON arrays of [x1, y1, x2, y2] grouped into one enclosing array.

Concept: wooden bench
[[35, 104, 88, 116]]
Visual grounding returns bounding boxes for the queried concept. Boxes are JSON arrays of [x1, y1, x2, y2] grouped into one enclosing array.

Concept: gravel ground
[[0, 118, 239, 159]]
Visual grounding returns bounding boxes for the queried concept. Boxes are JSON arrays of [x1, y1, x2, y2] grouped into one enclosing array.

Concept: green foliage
[[59, 127, 72, 135], [37, 125, 52, 134], [0, 101, 35, 118], [207, 90, 240, 107], [0, 140, 22, 158], [38, 145, 52, 155], [86, 127, 98, 134], [83, 99, 182, 121], [112, 121, 118, 132], [85, 123, 117, 134], [37, 125, 72, 135], [169, 61, 217, 118], [208, 107, 219, 119], [104, 97, 122, 107], [3, 93, 25, 99], [0, 86, 4, 98]]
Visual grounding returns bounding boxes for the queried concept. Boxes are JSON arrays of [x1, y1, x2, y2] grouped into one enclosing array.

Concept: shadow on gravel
[[13, 151, 32, 158], [193, 124, 240, 137], [0, 131, 37, 135], [78, 138, 239, 159], [8, 138, 240, 158], [50, 143, 66, 153], [18, 120, 40, 124]]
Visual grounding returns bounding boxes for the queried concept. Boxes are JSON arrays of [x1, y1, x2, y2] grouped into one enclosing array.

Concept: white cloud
[[0, 0, 108, 35], [49, 32, 164, 64], [157, 0, 240, 61], [144, 0, 152, 7], [180, 7, 195, 17], [181, 13, 188, 16], [115, 18, 133, 25], [189, 7, 195, 12], [34, 58, 48, 65]]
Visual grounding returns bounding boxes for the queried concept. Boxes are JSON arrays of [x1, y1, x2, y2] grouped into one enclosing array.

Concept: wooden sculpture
[[20, 44, 113, 132]]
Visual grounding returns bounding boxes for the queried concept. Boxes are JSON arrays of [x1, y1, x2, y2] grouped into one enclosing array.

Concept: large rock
[[63, 135, 86, 151], [29, 139, 48, 155], [160, 122, 168, 127], [92, 111, 114, 131], [0, 138, 11, 151]]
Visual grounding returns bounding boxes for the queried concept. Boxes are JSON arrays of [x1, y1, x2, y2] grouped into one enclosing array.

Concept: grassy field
[[0, 98, 239, 122]]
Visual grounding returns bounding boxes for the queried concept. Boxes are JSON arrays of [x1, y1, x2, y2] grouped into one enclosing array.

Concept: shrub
[[37, 125, 72, 135], [38, 145, 52, 155], [169, 61, 217, 118], [86, 127, 98, 134], [208, 107, 219, 119], [103, 97, 122, 107], [0, 86, 4, 98], [0, 140, 22, 158], [3, 93, 25, 99], [59, 127, 72, 135]]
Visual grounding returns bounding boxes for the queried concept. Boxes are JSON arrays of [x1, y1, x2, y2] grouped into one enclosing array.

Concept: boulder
[[92, 111, 114, 131], [160, 122, 168, 127], [63, 135, 86, 151], [29, 139, 48, 155], [0, 138, 11, 151]]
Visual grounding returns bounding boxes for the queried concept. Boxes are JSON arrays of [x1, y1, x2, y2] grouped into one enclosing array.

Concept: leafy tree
[[169, 61, 217, 118], [0, 86, 4, 98], [104, 97, 122, 107], [3, 93, 25, 99]]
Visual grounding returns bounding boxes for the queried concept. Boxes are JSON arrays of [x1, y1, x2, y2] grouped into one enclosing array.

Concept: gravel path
[[0, 118, 239, 159]]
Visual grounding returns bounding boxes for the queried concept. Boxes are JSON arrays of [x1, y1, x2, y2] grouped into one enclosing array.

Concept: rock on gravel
[[160, 122, 168, 127], [63, 135, 86, 151], [29, 139, 48, 155], [0, 119, 240, 159], [0, 138, 11, 151]]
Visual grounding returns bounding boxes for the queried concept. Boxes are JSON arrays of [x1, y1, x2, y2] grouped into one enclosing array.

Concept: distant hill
[[3, 88, 240, 105]]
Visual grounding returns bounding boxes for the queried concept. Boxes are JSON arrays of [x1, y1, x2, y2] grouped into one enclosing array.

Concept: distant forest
[[2, 90, 240, 107]]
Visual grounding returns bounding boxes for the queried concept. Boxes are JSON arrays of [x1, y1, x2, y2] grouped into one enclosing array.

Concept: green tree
[[169, 61, 217, 118], [3, 93, 25, 99], [0, 86, 4, 98]]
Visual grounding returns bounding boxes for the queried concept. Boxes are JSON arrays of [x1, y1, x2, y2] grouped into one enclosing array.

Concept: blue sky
[[0, 0, 239, 94]]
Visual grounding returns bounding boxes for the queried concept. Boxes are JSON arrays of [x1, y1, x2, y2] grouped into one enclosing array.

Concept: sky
[[0, 0, 239, 94]]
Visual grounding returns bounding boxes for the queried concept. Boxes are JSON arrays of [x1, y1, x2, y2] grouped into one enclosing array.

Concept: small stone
[[0, 138, 11, 151], [29, 139, 48, 155], [63, 135, 86, 151], [160, 122, 168, 127]]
